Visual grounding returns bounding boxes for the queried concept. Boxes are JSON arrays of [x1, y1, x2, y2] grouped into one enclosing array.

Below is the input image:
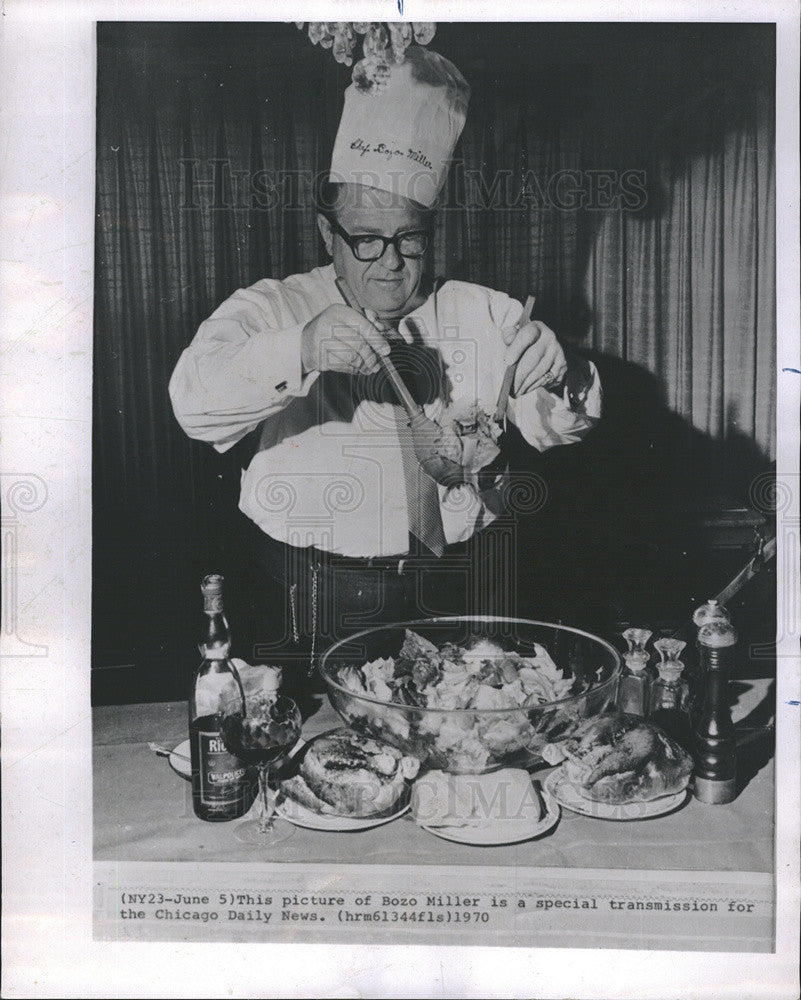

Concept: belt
[[254, 527, 507, 678], [257, 531, 478, 582]]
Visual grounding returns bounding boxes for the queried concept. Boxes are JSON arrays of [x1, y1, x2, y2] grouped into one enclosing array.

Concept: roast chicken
[[543, 711, 693, 804]]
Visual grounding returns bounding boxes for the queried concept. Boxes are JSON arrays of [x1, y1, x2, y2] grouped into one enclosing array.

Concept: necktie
[[393, 404, 447, 557], [381, 333, 447, 558]]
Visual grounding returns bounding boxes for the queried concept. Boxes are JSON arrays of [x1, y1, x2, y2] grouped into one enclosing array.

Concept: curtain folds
[[95, 34, 776, 525], [92, 23, 775, 682]]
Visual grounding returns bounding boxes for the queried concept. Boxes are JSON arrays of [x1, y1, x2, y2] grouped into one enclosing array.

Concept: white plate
[[543, 768, 689, 821], [168, 735, 307, 782], [419, 786, 560, 846], [274, 790, 411, 832], [169, 739, 191, 780]]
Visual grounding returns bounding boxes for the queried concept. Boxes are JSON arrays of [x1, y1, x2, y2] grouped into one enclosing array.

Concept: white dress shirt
[[169, 264, 601, 557]]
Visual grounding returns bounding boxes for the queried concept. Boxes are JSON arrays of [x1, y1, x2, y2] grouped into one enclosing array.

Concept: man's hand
[[301, 304, 397, 376], [502, 319, 568, 396]]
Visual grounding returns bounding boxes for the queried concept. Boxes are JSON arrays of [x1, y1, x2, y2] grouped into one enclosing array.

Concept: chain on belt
[[288, 562, 319, 678]]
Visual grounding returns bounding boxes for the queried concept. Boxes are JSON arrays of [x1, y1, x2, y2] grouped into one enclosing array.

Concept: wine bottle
[[189, 574, 256, 822]]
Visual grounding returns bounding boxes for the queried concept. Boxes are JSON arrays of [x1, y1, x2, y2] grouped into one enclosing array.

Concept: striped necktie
[[393, 404, 447, 558], [382, 329, 447, 558]]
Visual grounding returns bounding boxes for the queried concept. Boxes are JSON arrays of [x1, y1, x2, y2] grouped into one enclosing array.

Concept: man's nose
[[380, 241, 405, 271]]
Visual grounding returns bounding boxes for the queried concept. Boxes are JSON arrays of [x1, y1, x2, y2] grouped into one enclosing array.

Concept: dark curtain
[[93, 22, 775, 702]]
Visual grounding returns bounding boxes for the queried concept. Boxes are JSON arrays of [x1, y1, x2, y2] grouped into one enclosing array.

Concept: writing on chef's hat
[[328, 43, 470, 210]]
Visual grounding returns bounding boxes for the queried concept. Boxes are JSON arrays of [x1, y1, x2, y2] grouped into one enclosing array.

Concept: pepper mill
[[693, 620, 738, 803], [692, 598, 730, 631], [688, 599, 731, 719]]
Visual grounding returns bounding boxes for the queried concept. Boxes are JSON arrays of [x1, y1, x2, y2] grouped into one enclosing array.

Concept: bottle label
[[194, 728, 249, 807]]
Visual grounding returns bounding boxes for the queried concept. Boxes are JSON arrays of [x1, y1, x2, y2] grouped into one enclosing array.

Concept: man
[[169, 46, 601, 685]]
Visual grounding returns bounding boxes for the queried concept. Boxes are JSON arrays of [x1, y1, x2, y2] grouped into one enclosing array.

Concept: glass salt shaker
[[618, 627, 654, 716], [649, 638, 691, 749]]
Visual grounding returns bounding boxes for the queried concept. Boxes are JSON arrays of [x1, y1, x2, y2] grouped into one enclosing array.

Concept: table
[[94, 681, 774, 872]]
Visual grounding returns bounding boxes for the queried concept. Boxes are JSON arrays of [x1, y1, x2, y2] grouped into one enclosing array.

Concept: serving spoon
[[493, 295, 537, 426], [473, 294, 537, 504], [335, 277, 468, 489]]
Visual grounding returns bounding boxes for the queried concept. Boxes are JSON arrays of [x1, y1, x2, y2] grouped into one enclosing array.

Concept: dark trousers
[[246, 522, 519, 694]]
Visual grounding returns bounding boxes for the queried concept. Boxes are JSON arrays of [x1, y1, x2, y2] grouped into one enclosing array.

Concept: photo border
[[1, 1, 798, 997]]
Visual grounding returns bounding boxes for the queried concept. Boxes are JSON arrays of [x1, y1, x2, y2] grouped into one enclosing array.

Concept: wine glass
[[218, 691, 302, 846]]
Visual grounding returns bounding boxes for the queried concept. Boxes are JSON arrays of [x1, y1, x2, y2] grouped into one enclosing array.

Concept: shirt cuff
[[249, 320, 320, 405]]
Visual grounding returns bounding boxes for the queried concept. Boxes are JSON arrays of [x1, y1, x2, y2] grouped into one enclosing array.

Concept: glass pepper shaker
[[618, 628, 654, 716], [648, 638, 691, 750]]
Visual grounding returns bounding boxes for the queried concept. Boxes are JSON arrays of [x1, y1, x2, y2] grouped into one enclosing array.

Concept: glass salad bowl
[[317, 617, 622, 774]]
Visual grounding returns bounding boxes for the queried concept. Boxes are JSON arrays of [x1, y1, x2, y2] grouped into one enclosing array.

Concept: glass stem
[[258, 764, 275, 834]]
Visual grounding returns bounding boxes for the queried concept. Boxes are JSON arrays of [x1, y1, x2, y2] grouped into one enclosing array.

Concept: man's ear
[[317, 213, 334, 257]]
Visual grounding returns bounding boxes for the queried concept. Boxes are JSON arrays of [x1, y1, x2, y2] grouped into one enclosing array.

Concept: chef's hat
[[329, 46, 470, 209]]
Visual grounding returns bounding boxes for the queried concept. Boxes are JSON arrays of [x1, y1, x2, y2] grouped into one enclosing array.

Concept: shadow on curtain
[[92, 22, 775, 702]]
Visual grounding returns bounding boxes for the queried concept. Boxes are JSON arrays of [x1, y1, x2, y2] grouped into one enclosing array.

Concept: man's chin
[[362, 282, 413, 317]]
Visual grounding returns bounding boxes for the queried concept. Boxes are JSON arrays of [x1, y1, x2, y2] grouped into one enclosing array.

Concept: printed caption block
[[95, 862, 773, 951]]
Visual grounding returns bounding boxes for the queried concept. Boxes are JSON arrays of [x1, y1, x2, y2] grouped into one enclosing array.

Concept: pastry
[[281, 731, 420, 817]]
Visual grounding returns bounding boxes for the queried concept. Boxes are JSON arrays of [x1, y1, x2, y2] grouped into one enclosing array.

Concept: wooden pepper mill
[[693, 619, 738, 803], [692, 598, 730, 629]]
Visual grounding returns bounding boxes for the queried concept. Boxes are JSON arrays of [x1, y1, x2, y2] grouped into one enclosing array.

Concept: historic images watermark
[[0, 473, 49, 658], [246, 463, 547, 655], [177, 159, 649, 214], [748, 471, 798, 659]]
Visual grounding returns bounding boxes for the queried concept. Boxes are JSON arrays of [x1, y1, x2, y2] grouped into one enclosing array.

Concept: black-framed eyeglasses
[[327, 217, 430, 262]]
